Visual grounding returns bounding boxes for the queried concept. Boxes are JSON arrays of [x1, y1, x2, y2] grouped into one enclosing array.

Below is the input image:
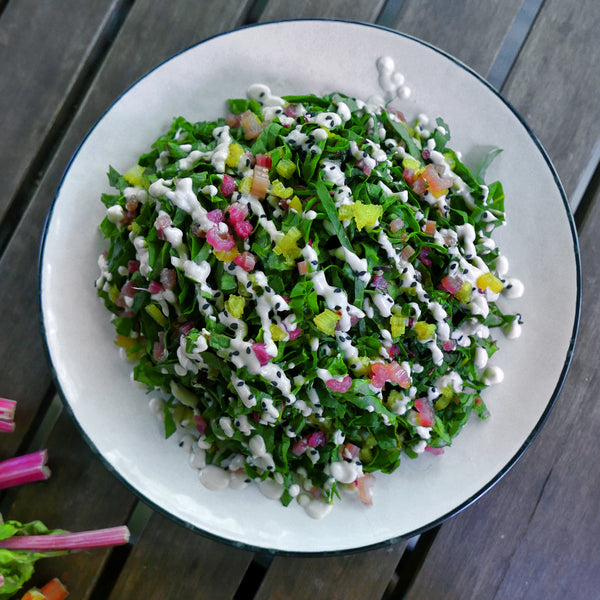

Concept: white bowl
[[40, 20, 580, 554]]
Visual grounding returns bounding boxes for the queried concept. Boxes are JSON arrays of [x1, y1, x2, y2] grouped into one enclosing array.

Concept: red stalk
[[0, 398, 16, 432], [0, 450, 51, 489], [0, 525, 130, 551], [0, 419, 15, 433], [0, 398, 16, 421]]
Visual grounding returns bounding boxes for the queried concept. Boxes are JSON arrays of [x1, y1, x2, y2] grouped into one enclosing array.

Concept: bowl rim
[[37, 18, 582, 556]]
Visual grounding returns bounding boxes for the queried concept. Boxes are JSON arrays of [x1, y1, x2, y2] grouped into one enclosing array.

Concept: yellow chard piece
[[273, 226, 303, 260], [123, 164, 146, 187], [313, 309, 340, 336], [225, 295, 245, 318]]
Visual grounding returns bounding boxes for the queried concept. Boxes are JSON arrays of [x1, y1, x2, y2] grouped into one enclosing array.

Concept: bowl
[[40, 20, 580, 554]]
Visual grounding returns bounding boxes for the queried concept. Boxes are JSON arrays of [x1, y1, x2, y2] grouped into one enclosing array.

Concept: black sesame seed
[[237, 381, 244, 387], [231, 323, 238, 330], [248, 394, 255, 400], [334, 304, 342, 311], [335, 287, 342, 293], [246, 347, 252, 354], [276, 371, 282, 378], [232, 350, 240, 356], [265, 286, 272, 293]]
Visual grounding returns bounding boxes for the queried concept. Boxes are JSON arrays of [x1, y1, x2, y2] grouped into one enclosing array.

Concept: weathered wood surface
[[254, 544, 406, 600], [402, 1, 600, 597], [108, 512, 254, 599], [0, 0, 123, 228], [0, 0, 597, 598], [501, 0, 600, 208], [393, 0, 524, 78], [258, 0, 387, 22], [403, 170, 597, 600]]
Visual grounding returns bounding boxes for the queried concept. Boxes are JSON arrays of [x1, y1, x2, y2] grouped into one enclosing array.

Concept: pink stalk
[[0, 398, 16, 421], [0, 449, 50, 489], [0, 525, 130, 551], [0, 398, 16, 432], [0, 420, 15, 433]]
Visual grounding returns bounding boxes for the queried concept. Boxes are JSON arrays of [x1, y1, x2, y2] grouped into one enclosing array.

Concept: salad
[[95, 84, 522, 518]]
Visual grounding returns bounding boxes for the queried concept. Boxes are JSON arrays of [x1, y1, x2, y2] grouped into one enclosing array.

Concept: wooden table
[[1, 1, 598, 598]]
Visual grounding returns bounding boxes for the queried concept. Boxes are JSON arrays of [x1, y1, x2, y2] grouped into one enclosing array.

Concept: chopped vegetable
[[20, 578, 68, 600], [95, 85, 522, 517]]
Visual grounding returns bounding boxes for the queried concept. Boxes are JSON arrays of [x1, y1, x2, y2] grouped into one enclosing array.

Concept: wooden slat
[[0, 0, 252, 463], [392, 0, 523, 78], [0, 0, 123, 226], [403, 181, 597, 600], [0, 0, 254, 596], [258, 0, 387, 22], [400, 3, 600, 596], [255, 543, 407, 600], [107, 512, 253, 599], [501, 0, 600, 207], [0, 0, 123, 457], [0, 406, 137, 598]]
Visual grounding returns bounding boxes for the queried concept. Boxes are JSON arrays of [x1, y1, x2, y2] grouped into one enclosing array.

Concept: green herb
[[95, 87, 520, 512]]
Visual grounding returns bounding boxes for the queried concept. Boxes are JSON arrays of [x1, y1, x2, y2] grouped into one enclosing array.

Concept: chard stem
[[0, 525, 130, 551], [0, 450, 50, 489]]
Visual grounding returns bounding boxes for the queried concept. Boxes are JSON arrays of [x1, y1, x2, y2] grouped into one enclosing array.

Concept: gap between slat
[[488, 0, 545, 90], [573, 145, 600, 231], [377, 0, 406, 27]]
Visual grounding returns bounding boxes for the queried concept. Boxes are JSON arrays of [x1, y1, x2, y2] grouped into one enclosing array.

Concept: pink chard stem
[[0, 525, 130, 551], [0, 398, 16, 432], [0, 419, 15, 433], [0, 398, 16, 420], [0, 449, 51, 489]]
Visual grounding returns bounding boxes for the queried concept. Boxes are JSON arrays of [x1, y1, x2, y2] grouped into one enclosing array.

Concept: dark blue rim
[[38, 18, 582, 557]]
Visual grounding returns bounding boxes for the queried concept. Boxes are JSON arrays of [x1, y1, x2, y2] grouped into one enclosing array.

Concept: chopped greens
[[96, 86, 522, 516]]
